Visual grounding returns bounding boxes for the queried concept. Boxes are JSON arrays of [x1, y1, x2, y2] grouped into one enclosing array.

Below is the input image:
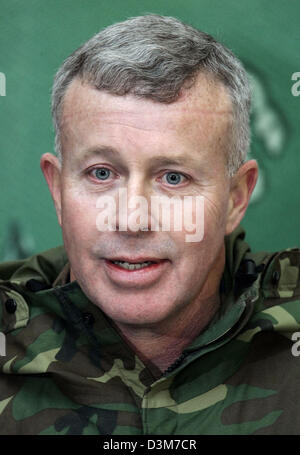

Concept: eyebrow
[[147, 156, 197, 169], [80, 146, 199, 170], [81, 146, 122, 162]]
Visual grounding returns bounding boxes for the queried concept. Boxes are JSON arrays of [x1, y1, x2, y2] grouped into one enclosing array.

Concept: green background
[[0, 0, 299, 261]]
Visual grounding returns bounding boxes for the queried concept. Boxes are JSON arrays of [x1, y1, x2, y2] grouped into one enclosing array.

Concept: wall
[[0, 0, 299, 260]]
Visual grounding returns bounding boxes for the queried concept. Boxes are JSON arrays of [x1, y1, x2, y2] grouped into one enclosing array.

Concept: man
[[0, 14, 300, 435]]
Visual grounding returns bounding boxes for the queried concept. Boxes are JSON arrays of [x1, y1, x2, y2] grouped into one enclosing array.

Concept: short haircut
[[52, 14, 251, 176]]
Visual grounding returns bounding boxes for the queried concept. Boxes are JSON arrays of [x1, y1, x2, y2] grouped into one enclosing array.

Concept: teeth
[[112, 260, 154, 270]]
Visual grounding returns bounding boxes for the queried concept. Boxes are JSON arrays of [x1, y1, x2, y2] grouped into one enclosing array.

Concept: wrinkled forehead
[[60, 73, 233, 161], [62, 70, 232, 118]]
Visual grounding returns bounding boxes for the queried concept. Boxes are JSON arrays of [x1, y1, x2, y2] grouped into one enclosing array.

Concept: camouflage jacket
[[1, 226, 300, 435]]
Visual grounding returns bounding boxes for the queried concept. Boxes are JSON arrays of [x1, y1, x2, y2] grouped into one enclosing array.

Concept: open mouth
[[109, 260, 158, 270], [104, 258, 169, 287]]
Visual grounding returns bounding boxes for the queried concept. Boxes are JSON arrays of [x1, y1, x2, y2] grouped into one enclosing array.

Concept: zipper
[[160, 297, 255, 378], [160, 322, 237, 378], [161, 352, 188, 376]]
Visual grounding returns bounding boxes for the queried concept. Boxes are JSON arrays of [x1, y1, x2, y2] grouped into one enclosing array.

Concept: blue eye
[[165, 172, 184, 185], [94, 168, 111, 180]]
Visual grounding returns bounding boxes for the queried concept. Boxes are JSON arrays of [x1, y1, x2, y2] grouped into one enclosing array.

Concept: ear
[[225, 160, 258, 235], [40, 153, 63, 226]]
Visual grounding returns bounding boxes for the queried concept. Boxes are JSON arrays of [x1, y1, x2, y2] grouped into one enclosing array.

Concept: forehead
[[60, 73, 233, 160]]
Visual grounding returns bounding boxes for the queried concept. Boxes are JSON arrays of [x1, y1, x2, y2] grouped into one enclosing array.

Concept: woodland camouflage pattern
[[1, 226, 300, 435]]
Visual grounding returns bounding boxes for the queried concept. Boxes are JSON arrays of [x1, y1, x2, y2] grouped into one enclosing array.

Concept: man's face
[[42, 74, 252, 331]]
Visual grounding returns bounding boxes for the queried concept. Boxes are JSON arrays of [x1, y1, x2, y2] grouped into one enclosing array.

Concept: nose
[[116, 176, 152, 234]]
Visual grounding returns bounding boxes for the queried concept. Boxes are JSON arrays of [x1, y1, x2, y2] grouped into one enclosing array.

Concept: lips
[[103, 257, 169, 287], [107, 257, 162, 263], [109, 260, 157, 271]]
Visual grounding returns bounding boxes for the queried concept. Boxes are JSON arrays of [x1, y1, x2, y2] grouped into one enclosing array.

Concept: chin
[[88, 286, 176, 327]]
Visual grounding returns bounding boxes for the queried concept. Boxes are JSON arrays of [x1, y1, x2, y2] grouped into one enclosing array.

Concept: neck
[[114, 290, 221, 375], [113, 245, 225, 374], [70, 245, 225, 375]]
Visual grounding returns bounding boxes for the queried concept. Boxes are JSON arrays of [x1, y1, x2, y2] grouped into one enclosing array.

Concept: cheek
[[171, 195, 227, 266], [60, 191, 99, 249], [203, 190, 230, 231]]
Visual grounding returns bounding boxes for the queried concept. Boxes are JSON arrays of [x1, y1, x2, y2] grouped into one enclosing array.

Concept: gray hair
[[52, 14, 251, 176]]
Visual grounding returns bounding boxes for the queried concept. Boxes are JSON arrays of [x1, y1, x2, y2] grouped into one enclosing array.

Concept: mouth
[[103, 257, 169, 287], [106, 257, 164, 271]]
